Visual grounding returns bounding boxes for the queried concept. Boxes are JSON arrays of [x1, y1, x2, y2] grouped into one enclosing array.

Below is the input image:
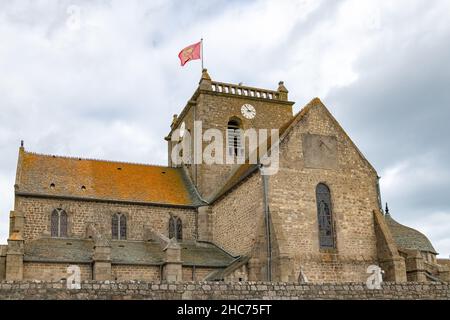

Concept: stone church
[[1, 69, 449, 283]]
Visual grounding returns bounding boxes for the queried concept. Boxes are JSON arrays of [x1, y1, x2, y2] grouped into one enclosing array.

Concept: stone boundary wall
[[0, 281, 449, 300]]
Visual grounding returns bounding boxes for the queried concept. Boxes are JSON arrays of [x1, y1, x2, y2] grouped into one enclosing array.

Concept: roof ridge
[[23, 150, 170, 168], [179, 165, 208, 206], [276, 97, 378, 175], [278, 97, 321, 140]]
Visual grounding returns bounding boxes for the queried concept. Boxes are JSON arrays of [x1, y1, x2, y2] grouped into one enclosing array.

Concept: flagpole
[[201, 38, 204, 70]]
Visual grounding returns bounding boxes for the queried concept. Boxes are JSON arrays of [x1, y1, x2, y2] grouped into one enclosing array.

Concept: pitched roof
[[23, 238, 235, 267], [385, 214, 437, 254], [16, 150, 202, 207]]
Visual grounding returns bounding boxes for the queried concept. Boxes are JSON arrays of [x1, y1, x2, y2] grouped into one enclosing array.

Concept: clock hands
[[241, 104, 256, 119]]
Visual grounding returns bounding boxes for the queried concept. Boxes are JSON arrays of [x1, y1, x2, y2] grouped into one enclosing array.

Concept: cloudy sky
[[0, 0, 449, 258]]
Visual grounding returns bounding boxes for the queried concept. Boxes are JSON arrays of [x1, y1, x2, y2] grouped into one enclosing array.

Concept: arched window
[[112, 214, 118, 239], [176, 217, 183, 241], [119, 214, 127, 239], [316, 183, 335, 249], [60, 210, 68, 237], [168, 216, 183, 241], [51, 208, 68, 238], [112, 213, 127, 240], [51, 210, 58, 237], [227, 118, 243, 157], [169, 216, 176, 239]]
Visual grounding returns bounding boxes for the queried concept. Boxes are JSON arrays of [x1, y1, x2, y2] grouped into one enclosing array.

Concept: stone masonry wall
[[267, 100, 381, 283], [16, 196, 197, 243], [0, 281, 448, 300], [182, 267, 217, 281], [196, 93, 292, 198], [191, 91, 292, 198], [23, 262, 92, 281], [22, 264, 217, 282], [211, 173, 263, 256], [111, 265, 161, 282]]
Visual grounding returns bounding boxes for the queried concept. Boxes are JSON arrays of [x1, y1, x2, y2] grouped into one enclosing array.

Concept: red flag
[[178, 41, 201, 66]]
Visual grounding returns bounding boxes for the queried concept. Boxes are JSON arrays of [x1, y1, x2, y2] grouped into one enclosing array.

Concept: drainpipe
[[260, 164, 272, 281]]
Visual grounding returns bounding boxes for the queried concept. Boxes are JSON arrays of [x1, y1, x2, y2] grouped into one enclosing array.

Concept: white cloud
[[381, 155, 450, 198], [407, 211, 450, 259]]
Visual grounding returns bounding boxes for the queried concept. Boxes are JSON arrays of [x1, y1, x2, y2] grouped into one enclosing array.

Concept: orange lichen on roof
[[9, 232, 23, 241], [17, 151, 197, 206]]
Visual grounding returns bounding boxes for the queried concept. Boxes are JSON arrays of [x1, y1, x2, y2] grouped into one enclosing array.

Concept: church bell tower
[[166, 69, 295, 199]]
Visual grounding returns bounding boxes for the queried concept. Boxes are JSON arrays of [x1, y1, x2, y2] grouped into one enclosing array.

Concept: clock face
[[241, 104, 256, 119], [179, 122, 186, 138]]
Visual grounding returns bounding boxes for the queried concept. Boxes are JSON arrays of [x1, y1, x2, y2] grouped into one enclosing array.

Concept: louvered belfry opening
[[227, 118, 244, 158]]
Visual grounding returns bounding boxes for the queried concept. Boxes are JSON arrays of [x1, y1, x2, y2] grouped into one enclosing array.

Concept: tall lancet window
[[168, 216, 183, 241], [112, 213, 127, 240], [51, 208, 68, 238], [176, 217, 183, 241], [316, 183, 335, 249], [227, 118, 243, 157]]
